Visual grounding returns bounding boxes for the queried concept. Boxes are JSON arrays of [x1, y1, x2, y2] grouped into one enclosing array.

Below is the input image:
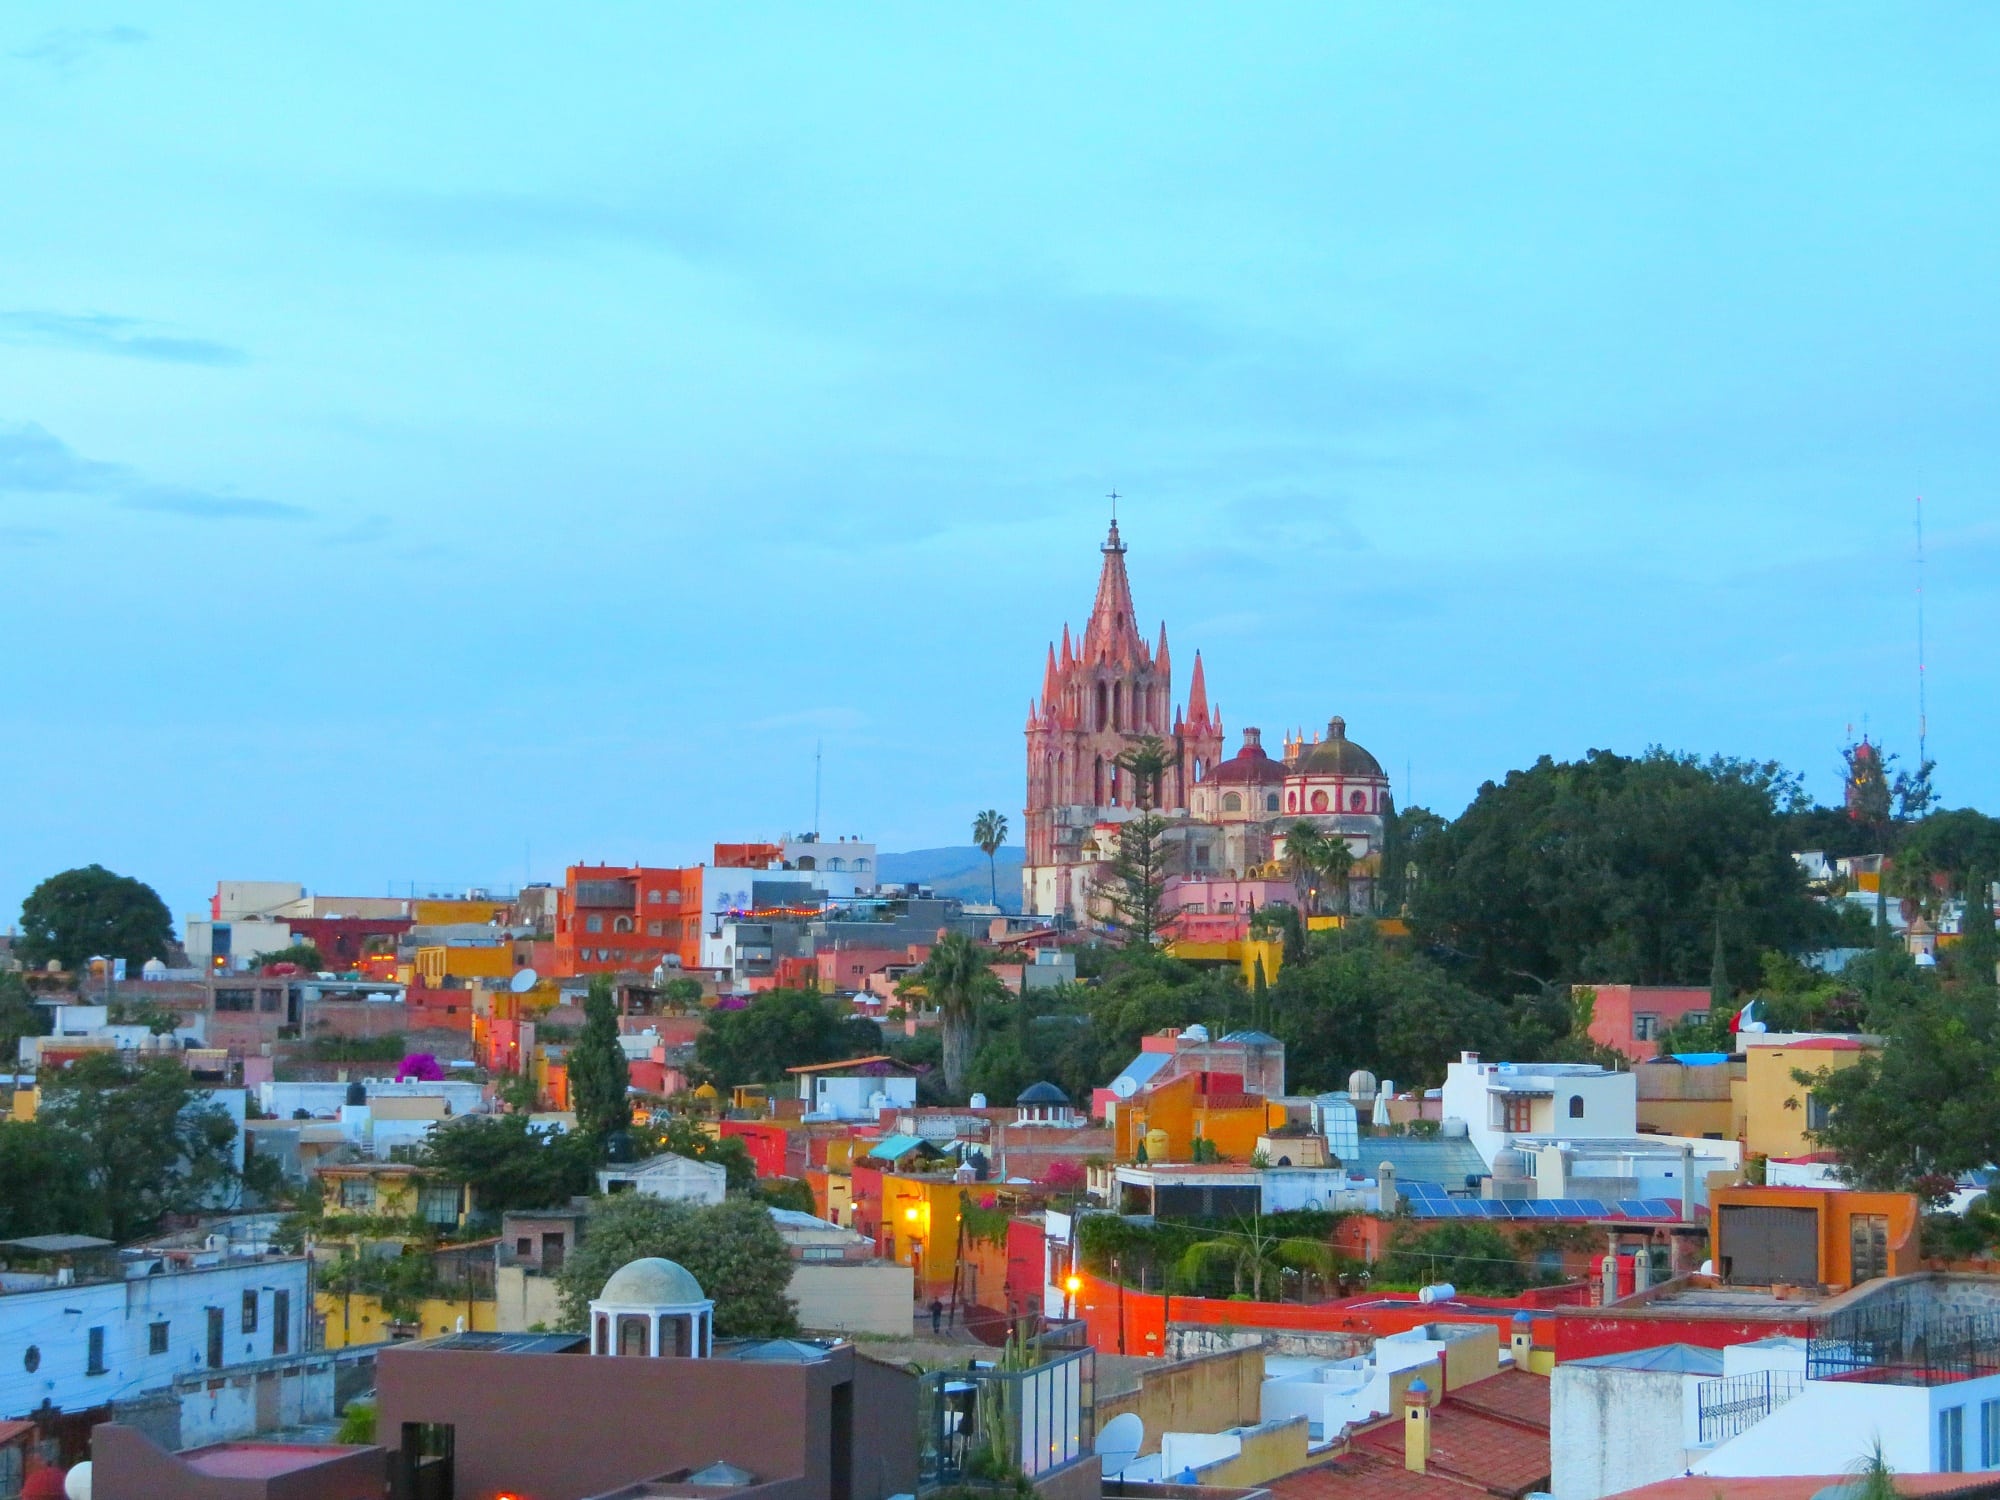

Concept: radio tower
[[1916, 496, 1928, 771]]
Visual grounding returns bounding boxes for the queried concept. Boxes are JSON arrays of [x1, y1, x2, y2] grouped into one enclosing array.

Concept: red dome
[[1204, 728, 1285, 786]]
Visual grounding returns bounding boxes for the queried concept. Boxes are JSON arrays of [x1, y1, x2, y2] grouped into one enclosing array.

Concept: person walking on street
[[929, 1298, 944, 1336]]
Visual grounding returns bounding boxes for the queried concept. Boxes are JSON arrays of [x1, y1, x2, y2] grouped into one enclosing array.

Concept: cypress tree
[[1960, 869, 1998, 991], [569, 973, 632, 1149]]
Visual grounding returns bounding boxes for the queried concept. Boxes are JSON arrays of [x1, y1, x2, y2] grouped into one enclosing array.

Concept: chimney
[[1510, 1313, 1534, 1369], [1460, 1051, 1479, 1065], [1679, 1144, 1696, 1223], [1378, 1161, 1398, 1215], [1403, 1378, 1432, 1473]]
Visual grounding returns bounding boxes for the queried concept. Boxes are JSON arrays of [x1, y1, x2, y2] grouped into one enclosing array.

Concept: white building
[[597, 1152, 728, 1205], [0, 1250, 310, 1421], [257, 1077, 487, 1121], [1441, 1054, 1638, 1168], [183, 917, 295, 972], [1263, 1322, 1502, 1441], [791, 1059, 919, 1122]]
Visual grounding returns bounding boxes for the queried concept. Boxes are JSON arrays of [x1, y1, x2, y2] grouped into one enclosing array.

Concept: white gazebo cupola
[[590, 1256, 715, 1359]]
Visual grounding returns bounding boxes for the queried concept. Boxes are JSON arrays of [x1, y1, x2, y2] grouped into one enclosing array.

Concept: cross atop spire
[[1084, 515, 1142, 662]]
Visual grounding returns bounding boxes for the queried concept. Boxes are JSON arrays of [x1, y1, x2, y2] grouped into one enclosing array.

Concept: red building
[[284, 916, 412, 973], [553, 864, 703, 975]]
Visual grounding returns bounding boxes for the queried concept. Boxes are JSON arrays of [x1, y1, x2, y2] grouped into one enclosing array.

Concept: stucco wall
[[790, 1261, 913, 1337], [1696, 1380, 1932, 1475], [494, 1265, 564, 1333], [1097, 1345, 1265, 1454], [1551, 1365, 1691, 1500]]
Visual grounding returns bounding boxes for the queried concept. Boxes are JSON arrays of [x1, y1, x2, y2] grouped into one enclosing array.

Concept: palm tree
[[901, 931, 1003, 1098], [1283, 821, 1326, 915], [1318, 837, 1354, 917], [972, 809, 1009, 907]]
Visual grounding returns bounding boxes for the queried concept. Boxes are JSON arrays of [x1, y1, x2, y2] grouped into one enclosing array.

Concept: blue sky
[[2, 7, 1996, 928]]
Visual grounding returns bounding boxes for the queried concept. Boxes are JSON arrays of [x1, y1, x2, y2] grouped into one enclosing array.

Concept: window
[[1503, 1096, 1535, 1133], [149, 1321, 169, 1355], [242, 1290, 259, 1335], [613, 916, 634, 934], [272, 1291, 289, 1355], [1633, 1013, 1660, 1041], [1311, 790, 1330, 811], [22, 1345, 38, 1373], [647, 889, 662, 904], [1981, 1399, 2000, 1467], [647, 921, 662, 937], [1568, 1095, 1585, 1119], [339, 1177, 375, 1210], [259, 989, 282, 1013], [666, 889, 683, 903], [1350, 790, 1367, 810], [1222, 792, 1242, 813], [542, 1231, 566, 1272], [1265, 794, 1280, 813], [854, 859, 870, 872], [87, 1327, 107, 1375], [420, 1183, 464, 1227], [1942, 1404, 1965, 1472], [214, 988, 256, 1012], [516, 1237, 533, 1257], [1807, 1093, 1833, 1132], [585, 915, 603, 933], [207, 1307, 225, 1368]]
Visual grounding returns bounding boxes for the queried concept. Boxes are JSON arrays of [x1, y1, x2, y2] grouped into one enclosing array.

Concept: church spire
[[1060, 623, 1073, 669], [1082, 517, 1144, 665], [1187, 651, 1211, 725], [1042, 643, 1058, 706], [1156, 622, 1171, 679]]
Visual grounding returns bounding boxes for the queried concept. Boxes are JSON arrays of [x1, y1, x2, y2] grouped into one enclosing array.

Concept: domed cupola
[[590, 1256, 715, 1359]]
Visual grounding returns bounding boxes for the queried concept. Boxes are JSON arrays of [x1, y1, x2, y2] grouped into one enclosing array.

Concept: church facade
[[1024, 520, 1395, 926]]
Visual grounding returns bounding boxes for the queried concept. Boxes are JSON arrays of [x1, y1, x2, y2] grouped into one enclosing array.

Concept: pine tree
[[569, 974, 631, 1149], [1959, 869, 1998, 991]]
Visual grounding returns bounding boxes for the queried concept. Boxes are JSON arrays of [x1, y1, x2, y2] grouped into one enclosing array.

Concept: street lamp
[[1064, 1274, 1081, 1320]]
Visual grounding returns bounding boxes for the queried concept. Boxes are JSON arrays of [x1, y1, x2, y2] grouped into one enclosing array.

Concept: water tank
[[1492, 1148, 1528, 1179], [1348, 1069, 1378, 1099], [1144, 1128, 1172, 1163], [141, 958, 166, 979], [1181, 1023, 1210, 1043], [1416, 1283, 1457, 1304], [969, 1093, 988, 1109]]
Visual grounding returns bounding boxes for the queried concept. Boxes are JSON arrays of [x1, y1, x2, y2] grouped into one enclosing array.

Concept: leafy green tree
[[1956, 869, 1998, 991], [555, 1193, 798, 1337], [1282, 822, 1327, 915], [1412, 750, 1827, 993], [973, 808, 1011, 906], [902, 932, 1005, 1098], [0, 971, 49, 1062], [696, 988, 881, 1089], [0, 1120, 94, 1237], [660, 977, 705, 1015], [757, 1177, 817, 1214], [17, 865, 174, 972], [1379, 1221, 1529, 1294], [568, 974, 632, 1146], [420, 1113, 596, 1214], [38, 1054, 240, 1240]]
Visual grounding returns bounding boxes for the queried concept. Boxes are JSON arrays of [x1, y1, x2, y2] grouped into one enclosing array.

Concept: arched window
[[1094, 755, 1105, 804], [1266, 793, 1280, 813], [796, 855, 815, 870], [1222, 792, 1242, 813], [613, 916, 634, 934], [826, 857, 845, 872], [647, 889, 662, 904], [854, 858, 870, 872], [1311, 790, 1330, 812], [1287, 792, 1298, 812], [1350, 790, 1368, 811], [1096, 682, 1108, 730], [1112, 681, 1124, 731], [1193, 757, 1204, 780], [1568, 1095, 1585, 1119]]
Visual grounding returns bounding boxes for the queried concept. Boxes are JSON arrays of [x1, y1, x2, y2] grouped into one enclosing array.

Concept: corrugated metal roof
[[1566, 1342, 1725, 1374]]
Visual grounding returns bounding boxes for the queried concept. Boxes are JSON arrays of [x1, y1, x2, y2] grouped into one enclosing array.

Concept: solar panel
[[1527, 1201, 1559, 1218], [1647, 1199, 1679, 1217], [1616, 1200, 1650, 1218], [1573, 1199, 1609, 1217]]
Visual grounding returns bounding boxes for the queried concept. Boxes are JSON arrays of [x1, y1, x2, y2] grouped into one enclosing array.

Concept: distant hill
[[878, 846, 1024, 912]]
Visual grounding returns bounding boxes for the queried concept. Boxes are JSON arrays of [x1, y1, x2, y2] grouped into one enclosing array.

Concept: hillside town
[[3, 521, 1996, 1500]]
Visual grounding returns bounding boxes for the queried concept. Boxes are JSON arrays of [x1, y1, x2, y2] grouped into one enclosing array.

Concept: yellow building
[[1742, 1036, 1877, 1160], [317, 1288, 500, 1348], [316, 1162, 468, 1232], [879, 1172, 973, 1297], [413, 897, 511, 926], [412, 941, 526, 987]]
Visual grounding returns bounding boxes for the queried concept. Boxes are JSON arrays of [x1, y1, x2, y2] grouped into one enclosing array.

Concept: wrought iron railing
[[1696, 1369, 1806, 1445], [1809, 1303, 2000, 1385]]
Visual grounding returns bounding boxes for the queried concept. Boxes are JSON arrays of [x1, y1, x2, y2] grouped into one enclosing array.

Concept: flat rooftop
[[182, 1443, 372, 1479]]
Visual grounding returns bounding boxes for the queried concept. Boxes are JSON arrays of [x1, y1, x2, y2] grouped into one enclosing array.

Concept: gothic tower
[[1023, 520, 1225, 917]]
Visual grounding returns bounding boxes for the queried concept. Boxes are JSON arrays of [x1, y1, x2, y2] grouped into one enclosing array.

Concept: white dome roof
[[598, 1256, 707, 1307]]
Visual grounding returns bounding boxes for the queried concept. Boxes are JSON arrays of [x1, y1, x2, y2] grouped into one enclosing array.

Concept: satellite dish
[[1096, 1413, 1144, 1478], [1111, 1075, 1139, 1100], [510, 968, 539, 993]]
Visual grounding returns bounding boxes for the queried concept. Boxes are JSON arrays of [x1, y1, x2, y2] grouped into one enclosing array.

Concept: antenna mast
[[1916, 496, 1928, 769]]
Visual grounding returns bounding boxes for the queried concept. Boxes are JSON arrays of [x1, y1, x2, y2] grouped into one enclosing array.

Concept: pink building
[[1584, 983, 1716, 1062]]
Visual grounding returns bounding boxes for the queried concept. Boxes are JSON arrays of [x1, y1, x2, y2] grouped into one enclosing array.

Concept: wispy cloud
[[325, 513, 393, 546], [0, 310, 245, 366], [0, 421, 308, 521], [9, 25, 147, 68]]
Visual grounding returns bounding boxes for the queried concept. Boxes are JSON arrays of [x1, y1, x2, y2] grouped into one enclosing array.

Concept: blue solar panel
[[1647, 1199, 1678, 1217], [1573, 1199, 1609, 1217], [1528, 1201, 1559, 1217], [1616, 1200, 1649, 1217]]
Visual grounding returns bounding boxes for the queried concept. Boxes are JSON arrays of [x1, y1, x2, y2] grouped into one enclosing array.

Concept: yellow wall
[[415, 943, 517, 985], [11, 1087, 38, 1122], [1114, 1073, 1284, 1163], [317, 1290, 499, 1348], [1743, 1043, 1873, 1159], [414, 898, 510, 925], [1636, 1097, 1737, 1139], [1201, 1417, 1312, 1487], [880, 1174, 968, 1291], [1098, 1346, 1264, 1446]]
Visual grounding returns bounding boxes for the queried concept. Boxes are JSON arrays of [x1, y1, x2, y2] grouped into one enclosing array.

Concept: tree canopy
[[694, 988, 881, 1088], [1410, 750, 1828, 992], [420, 1113, 596, 1216], [17, 864, 175, 972], [901, 932, 1005, 1097], [555, 1193, 797, 1337], [568, 974, 632, 1147]]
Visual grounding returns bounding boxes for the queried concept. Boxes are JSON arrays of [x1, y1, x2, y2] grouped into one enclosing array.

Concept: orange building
[[553, 864, 705, 975], [1109, 1069, 1285, 1164], [1709, 1184, 1920, 1290]]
